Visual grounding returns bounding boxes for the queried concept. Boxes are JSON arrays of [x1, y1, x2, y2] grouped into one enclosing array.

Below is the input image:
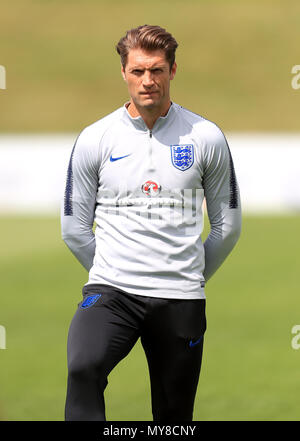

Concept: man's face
[[121, 48, 177, 112]]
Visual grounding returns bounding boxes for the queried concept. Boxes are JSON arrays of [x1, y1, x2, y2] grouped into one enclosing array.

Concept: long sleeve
[[202, 127, 242, 281], [61, 128, 100, 271]]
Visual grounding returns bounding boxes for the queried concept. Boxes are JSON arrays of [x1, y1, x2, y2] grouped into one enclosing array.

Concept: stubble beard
[[134, 92, 167, 114]]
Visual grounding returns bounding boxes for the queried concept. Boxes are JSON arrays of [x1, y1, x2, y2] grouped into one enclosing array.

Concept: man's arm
[[61, 129, 99, 271], [202, 125, 242, 281]]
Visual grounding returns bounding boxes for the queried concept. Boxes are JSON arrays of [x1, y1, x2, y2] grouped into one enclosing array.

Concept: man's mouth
[[140, 91, 158, 96]]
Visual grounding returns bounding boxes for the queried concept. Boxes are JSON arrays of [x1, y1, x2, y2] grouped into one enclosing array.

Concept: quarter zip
[[148, 129, 155, 171]]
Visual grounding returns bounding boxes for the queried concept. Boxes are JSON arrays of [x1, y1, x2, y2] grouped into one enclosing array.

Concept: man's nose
[[142, 71, 154, 87]]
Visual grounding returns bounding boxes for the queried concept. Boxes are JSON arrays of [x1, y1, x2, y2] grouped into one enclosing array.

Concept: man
[[61, 25, 242, 421]]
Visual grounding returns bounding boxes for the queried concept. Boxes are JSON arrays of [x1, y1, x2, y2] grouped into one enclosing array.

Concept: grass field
[[1, 0, 300, 132], [0, 214, 299, 421]]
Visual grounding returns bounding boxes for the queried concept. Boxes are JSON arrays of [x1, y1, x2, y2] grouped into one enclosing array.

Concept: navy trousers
[[65, 283, 206, 421]]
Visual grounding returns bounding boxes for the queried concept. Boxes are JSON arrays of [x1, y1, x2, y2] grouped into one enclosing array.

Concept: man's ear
[[121, 65, 126, 81], [170, 62, 177, 80]]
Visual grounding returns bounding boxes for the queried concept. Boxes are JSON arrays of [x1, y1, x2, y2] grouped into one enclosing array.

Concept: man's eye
[[132, 70, 143, 75]]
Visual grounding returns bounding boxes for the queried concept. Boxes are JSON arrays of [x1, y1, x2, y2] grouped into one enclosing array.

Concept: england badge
[[170, 144, 194, 171]]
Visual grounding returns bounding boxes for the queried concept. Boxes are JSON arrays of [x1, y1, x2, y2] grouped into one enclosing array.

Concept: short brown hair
[[116, 25, 178, 70]]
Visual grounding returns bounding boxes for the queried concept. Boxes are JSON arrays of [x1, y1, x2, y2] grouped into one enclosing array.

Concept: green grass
[[0, 0, 300, 132], [0, 215, 299, 420]]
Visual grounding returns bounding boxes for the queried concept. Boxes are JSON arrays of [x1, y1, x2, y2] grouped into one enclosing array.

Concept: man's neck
[[126, 100, 171, 130]]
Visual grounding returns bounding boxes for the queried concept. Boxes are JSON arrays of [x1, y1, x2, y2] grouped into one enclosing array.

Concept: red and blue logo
[[141, 180, 161, 196]]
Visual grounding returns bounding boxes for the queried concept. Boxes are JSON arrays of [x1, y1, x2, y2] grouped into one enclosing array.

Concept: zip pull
[[148, 129, 155, 171]]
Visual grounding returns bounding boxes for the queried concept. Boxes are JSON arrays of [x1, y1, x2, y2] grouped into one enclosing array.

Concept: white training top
[[61, 102, 241, 299]]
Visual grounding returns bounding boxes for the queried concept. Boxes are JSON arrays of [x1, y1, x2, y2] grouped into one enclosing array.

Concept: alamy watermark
[[291, 65, 300, 90], [0, 325, 6, 349], [291, 325, 300, 350], [0, 65, 6, 89], [96, 184, 205, 234]]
